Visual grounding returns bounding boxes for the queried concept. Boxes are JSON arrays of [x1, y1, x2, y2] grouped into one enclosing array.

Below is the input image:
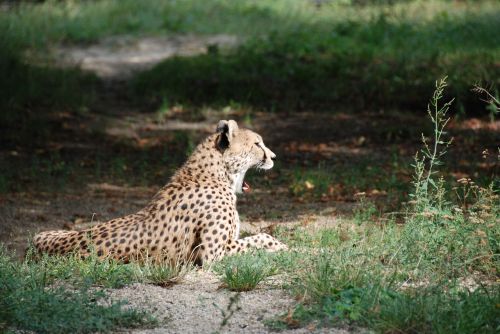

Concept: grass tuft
[[134, 254, 193, 287], [215, 252, 277, 292]]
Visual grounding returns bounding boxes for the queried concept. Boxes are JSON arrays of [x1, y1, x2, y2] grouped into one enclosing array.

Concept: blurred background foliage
[[1, 0, 498, 115]]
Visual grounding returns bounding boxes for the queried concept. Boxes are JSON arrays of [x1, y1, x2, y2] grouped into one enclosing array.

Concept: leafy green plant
[[410, 77, 454, 213], [403, 78, 499, 277]]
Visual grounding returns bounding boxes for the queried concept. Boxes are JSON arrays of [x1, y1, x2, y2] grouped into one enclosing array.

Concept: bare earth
[[108, 270, 357, 334]]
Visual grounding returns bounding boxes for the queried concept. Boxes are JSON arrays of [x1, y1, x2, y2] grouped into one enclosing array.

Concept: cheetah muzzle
[[32, 120, 288, 265]]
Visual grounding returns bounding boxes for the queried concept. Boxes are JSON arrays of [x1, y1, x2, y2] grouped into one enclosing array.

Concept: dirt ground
[[108, 270, 360, 334], [1, 34, 498, 333]]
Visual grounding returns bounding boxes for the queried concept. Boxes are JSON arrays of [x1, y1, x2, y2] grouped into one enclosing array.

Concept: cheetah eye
[[255, 142, 260, 147]]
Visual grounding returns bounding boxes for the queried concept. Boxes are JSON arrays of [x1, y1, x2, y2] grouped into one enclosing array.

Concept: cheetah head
[[216, 120, 276, 194]]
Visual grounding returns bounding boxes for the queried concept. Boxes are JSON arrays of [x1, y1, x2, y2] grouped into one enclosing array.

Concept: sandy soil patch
[[108, 270, 356, 334], [52, 34, 238, 79]]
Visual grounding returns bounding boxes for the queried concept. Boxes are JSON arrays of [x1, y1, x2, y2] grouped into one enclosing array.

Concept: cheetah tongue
[[242, 181, 251, 193]]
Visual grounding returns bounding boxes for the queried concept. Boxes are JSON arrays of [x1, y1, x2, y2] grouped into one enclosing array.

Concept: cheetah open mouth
[[242, 181, 251, 193]]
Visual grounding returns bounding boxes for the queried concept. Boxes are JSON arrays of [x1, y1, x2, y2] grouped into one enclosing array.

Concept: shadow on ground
[[0, 32, 498, 258]]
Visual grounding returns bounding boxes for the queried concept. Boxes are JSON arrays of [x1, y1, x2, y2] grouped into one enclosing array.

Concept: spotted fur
[[32, 120, 287, 264]]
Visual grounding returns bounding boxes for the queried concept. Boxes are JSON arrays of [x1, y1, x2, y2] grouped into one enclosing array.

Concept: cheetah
[[32, 120, 287, 264]]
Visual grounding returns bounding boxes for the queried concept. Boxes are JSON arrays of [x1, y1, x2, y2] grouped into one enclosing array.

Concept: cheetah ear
[[216, 120, 238, 137], [216, 120, 238, 150]]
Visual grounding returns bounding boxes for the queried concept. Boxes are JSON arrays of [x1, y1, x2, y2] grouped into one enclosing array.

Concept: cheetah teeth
[[242, 181, 251, 193]]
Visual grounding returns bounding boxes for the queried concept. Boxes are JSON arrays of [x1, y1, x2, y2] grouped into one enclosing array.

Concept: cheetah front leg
[[225, 233, 288, 255]]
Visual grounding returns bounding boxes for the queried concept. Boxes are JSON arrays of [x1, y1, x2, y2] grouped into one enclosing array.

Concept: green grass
[[269, 253, 499, 333], [0, 247, 194, 332], [133, 0, 500, 112], [0, 0, 298, 47], [365, 286, 500, 334], [133, 255, 193, 287], [1, 2, 499, 331], [0, 248, 156, 333], [1, 0, 499, 115], [267, 215, 499, 333], [214, 251, 277, 291], [259, 80, 500, 333], [28, 250, 138, 288], [288, 161, 407, 200], [24, 247, 193, 289]]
